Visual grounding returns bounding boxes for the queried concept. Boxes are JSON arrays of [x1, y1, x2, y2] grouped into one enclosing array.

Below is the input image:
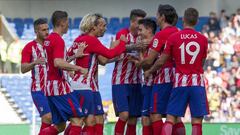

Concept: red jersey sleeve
[[53, 36, 65, 59], [21, 44, 32, 63], [149, 36, 165, 53], [163, 36, 174, 55], [88, 37, 126, 59], [115, 29, 128, 40]]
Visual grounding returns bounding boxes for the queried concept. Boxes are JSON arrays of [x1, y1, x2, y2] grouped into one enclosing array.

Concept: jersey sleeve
[[89, 37, 126, 59], [53, 37, 65, 59], [67, 42, 76, 57], [149, 35, 165, 53], [163, 36, 174, 55], [21, 44, 32, 63], [115, 30, 128, 40]]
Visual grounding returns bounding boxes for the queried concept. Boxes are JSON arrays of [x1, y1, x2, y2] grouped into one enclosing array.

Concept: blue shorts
[[141, 85, 152, 116], [72, 90, 94, 116], [93, 91, 104, 115], [150, 83, 173, 115], [47, 93, 84, 124], [31, 91, 51, 117], [167, 86, 209, 117], [112, 84, 143, 117]]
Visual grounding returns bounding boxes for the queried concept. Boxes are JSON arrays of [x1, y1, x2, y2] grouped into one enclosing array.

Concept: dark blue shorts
[[167, 86, 209, 117], [150, 83, 173, 115], [47, 93, 84, 124], [93, 91, 104, 115], [72, 90, 94, 116], [31, 91, 51, 117], [141, 85, 152, 116], [112, 84, 143, 117]]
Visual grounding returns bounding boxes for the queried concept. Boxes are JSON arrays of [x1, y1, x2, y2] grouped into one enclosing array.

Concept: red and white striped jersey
[[174, 73, 205, 88], [112, 28, 142, 85], [68, 34, 126, 91], [44, 32, 72, 96], [149, 26, 179, 84], [21, 40, 47, 92], [164, 28, 208, 88]]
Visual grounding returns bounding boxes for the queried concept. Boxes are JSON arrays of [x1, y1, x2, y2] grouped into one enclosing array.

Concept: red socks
[[40, 126, 58, 135], [192, 123, 202, 135], [39, 122, 51, 133], [95, 124, 104, 135], [126, 124, 136, 135], [114, 119, 127, 135], [69, 125, 82, 135], [161, 121, 174, 135], [142, 125, 152, 135], [152, 120, 163, 135], [172, 122, 186, 135], [64, 123, 72, 135]]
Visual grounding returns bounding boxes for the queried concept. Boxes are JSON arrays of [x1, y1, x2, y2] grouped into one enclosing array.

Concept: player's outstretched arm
[[54, 58, 88, 75], [140, 49, 158, 70], [21, 58, 46, 73], [144, 53, 169, 79]]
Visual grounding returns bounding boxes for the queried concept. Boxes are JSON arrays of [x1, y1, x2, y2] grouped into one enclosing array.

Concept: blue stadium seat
[[68, 18, 72, 29], [73, 17, 82, 29], [6, 18, 12, 23], [24, 18, 34, 29], [107, 17, 121, 34], [122, 17, 130, 28], [13, 18, 24, 37]]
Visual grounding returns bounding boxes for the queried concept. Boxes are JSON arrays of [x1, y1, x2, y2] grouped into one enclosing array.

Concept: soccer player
[[67, 13, 127, 135], [21, 18, 52, 134], [112, 9, 146, 135], [145, 8, 209, 135], [133, 18, 157, 135], [41, 11, 88, 135], [139, 4, 185, 135]]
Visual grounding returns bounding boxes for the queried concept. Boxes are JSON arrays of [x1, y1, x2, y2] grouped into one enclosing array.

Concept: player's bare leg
[[68, 117, 84, 135], [161, 114, 176, 135], [115, 111, 129, 135], [142, 116, 152, 135], [172, 117, 186, 135], [150, 113, 163, 135], [40, 113, 52, 132], [82, 115, 95, 135], [95, 115, 104, 135], [191, 117, 203, 135], [126, 116, 137, 135]]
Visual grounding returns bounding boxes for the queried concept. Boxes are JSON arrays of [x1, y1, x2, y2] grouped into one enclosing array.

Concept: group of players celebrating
[[21, 3, 209, 135]]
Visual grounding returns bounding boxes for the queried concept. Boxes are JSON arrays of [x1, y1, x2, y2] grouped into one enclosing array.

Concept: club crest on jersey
[[44, 41, 50, 46], [153, 39, 158, 48]]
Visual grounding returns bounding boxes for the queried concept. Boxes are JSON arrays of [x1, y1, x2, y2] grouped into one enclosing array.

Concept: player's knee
[[56, 123, 66, 133], [191, 117, 203, 124], [141, 116, 150, 126], [119, 112, 129, 121], [70, 117, 84, 126], [85, 115, 96, 126], [41, 113, 52, 124], [95, 115, 104, 124], [128, 117, 137, 125], [150, 113, 162, 122]]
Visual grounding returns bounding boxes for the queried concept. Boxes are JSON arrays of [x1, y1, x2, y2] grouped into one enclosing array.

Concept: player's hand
[[79, 67, 88, 77], [33, 57, 46, 65], [120, 35, 127, 43], [144, 70, 151, 80], [110, 37, 120, 49], [75, 42, 89, 58]]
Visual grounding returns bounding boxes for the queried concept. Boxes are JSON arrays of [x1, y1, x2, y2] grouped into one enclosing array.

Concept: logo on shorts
[[85, 109, 88, 114], [97, 105, 102, 111], [40, 107, 43, 112], [78, 108, 82, 113], [153, 39, 158, 48]]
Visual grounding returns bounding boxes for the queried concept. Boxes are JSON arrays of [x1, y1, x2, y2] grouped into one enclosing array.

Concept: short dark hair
[[184, 8, 199, 26], [138, 18, 157, 34], [34, 18, 47, 30], [172, 13, 178, 26], [93, 13, 103, 26], [130, 9, 146, 20], [51, 10, 68, 27], [157, 4, 177, 25]]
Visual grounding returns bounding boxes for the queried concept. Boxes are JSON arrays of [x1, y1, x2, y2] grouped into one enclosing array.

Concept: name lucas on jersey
[[180, 34, 197, 39]]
